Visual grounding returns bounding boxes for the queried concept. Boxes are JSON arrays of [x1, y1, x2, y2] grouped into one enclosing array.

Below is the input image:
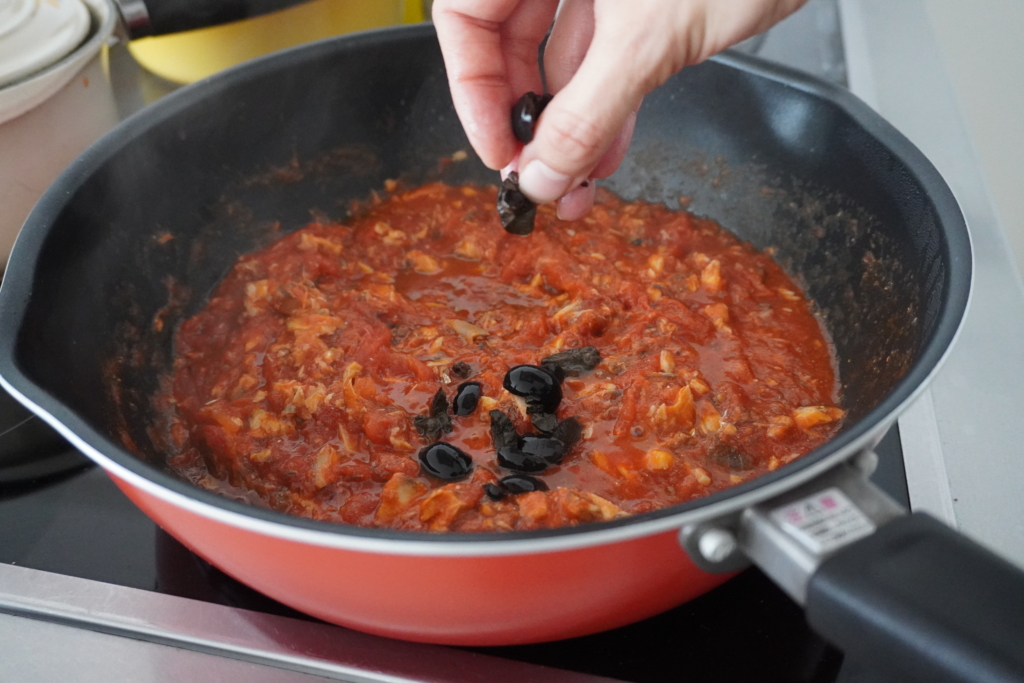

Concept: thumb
[[517, 18, 663, 203]]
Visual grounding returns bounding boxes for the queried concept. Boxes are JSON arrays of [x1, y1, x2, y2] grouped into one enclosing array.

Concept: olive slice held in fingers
[[511, 91, 553, 143], [497, 172, 537, 235], [498, 93, 553, 236]]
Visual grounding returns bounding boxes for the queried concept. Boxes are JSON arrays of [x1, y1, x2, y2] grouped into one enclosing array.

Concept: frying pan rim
[[0, 24, 972, 556]]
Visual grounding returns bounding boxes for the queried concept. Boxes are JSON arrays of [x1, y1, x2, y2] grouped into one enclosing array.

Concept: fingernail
[[557, 180, 597, 221], [518, 160, 573, 203], [500, 158, 519, 180]]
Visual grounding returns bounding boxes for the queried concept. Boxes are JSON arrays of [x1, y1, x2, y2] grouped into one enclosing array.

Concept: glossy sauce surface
[[160, 183, 844, 531]]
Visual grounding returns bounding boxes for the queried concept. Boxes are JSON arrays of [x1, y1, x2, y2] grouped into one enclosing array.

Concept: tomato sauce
[[160, 183, 845, 531]]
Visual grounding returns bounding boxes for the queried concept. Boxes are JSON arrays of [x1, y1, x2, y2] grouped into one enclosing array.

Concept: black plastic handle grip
[[806, 513, 1024, 683], [134, 0, 311, 37]]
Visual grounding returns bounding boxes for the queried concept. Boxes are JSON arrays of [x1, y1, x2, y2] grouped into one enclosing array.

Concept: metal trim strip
[[0, 563, 617, 683]]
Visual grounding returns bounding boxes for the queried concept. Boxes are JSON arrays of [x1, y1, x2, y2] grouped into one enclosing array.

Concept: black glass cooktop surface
[[0, 412, 907, 683]]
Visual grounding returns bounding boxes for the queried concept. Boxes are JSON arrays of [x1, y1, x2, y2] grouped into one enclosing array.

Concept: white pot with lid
[[0, 0, 93, 100], [0, 0, 120, 266], [0, 0, 316, 266]]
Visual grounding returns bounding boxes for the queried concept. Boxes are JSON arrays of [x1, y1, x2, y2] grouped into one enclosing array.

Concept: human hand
[[433, 0, 807, 219]]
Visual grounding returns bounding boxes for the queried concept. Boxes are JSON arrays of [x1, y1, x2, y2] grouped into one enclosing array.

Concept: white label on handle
[[770, 487, 877, 555]]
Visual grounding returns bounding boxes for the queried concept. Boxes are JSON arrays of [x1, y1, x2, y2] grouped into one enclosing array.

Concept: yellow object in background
[[128, 0, 425, 85]]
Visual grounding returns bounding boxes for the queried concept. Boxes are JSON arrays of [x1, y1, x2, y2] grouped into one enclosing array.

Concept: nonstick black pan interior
[[0, 25, 969, 522]]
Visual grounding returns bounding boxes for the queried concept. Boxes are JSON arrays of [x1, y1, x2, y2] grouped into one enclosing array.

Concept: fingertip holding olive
[[453, 382, 482, 416], [503, 365, 562, 413], [511, 91, 553, 144], [419, 442, 473, 480]]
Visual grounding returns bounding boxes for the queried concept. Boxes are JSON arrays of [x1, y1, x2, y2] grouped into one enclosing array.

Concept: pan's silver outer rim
[[0, 370, 952, 558]]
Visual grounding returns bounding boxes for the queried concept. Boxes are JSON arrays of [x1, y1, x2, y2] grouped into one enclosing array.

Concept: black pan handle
[[683, 457, 1024, 683], [115, 0, 312, 39], [806, 513, 1024, 683]]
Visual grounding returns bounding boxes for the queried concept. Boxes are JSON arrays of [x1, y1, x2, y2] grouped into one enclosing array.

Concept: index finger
[[433, 0, 556, 170]]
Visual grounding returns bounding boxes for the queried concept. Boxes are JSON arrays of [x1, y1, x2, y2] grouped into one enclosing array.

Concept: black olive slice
[[530, 411, 558, 434], [412, 415, 450, 443], [429, 387, 449, 416], [489, 409, 520, 452], [511, 91, 553, 143], [413, 388, 453, 443], [496, 444, 548, 473], [551, 416, 583, 449], [519, 434, 565, 465], [453, 382, 482, 416], [541, 346, 602, 377], [483, 483, 506, 501], [489, 408, 550, 472], [451, 361, 472, 379], [418, 442, 473, 480], [709, 443, 754, 471], [497, 172, 537, 236], [503, 365, 562, 413], [498, 474, 549, 494]]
